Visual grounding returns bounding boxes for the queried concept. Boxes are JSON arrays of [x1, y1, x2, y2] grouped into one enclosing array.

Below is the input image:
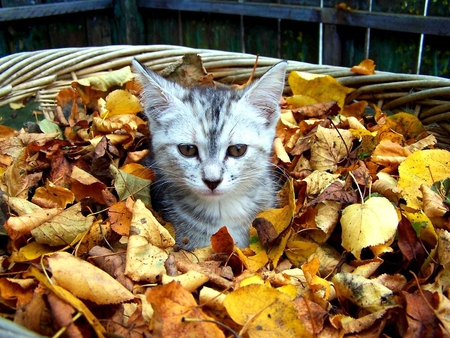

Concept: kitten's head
[[133, 60, 287, 201]]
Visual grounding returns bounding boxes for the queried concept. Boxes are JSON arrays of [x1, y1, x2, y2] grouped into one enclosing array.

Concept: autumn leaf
[[5, 206, 61, 240], [104, 89, 142, 116], [288, 71, 354, 110], [310, 125, 353, 171], [332, 272, 396, 312], [350, 59, 376, 75], [74, 66, 134, 92], [341, 196, 398, 260], [25, 266, 107, 338], [223, 284, 312, 338], [147, 281, 225, 338], [30, 203, 95, 246], [125, 199, 174, 282], [110, 164, 152, 205], [31, 180, 75, 209], [46, 252, 134, 304], [398, 149, 450, 210], [302, 257, 331, 300]]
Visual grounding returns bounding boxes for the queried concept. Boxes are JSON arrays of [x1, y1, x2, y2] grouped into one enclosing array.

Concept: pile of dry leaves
[[0, 55, 449, 338]]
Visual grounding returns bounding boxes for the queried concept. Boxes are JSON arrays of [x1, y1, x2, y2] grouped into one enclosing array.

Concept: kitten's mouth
[[199, 188, 224, 197]]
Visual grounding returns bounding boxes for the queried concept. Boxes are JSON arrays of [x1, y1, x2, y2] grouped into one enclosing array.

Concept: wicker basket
[[1, 45, 450, 148]]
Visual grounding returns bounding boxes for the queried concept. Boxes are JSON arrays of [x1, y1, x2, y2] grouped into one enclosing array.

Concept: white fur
[[133, 60, 287, 249]]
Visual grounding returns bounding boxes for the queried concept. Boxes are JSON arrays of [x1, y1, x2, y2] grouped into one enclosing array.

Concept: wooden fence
[[0, 0, 449, 78]]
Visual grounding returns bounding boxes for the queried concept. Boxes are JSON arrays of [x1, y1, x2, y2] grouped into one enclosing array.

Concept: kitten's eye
[[178, 144, 198, 157], [227, 144, 247, 158]]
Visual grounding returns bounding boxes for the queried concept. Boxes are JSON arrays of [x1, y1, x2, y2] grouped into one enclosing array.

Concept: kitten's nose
[[203, 178, 222, 190]]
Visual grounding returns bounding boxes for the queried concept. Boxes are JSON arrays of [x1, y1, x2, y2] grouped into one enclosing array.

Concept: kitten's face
[[149, 88, 276, 199], [133, 60, 287, 201]]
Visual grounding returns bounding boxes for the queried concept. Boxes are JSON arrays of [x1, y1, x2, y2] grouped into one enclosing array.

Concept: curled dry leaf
[[74, 66, 134, 92], [46, 251, 134, 305], [332, 272, 396, 312], [310, 126, 353, 171], [125, 199, 174, 282], [350, 59, 376, 75]]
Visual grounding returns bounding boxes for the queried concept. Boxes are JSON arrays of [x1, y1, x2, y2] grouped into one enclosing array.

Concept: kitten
[[133, 59, 287, 249]]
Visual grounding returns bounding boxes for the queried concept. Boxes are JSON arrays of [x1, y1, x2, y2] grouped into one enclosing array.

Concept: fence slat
[[138, 0, 450, 37], [0, 0, 113, 21]]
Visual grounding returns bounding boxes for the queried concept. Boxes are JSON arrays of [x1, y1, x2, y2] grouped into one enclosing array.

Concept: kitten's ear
[[132, 59, 182, 116], [243, 61, 287, 124]]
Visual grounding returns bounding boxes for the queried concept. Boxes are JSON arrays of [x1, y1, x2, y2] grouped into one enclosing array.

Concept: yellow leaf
[[223, 284, 312, 338], [235, 247, 268, 272], [341, 197, 398, 260], [398, 149, 450, 210], [285, 240, 319, 266], [256, 178, 295, 235], [288, 71, 354, 110], [46, 252, 134, 304], [9, 241, 54, 263], [30, 203, 95, 246], [161, 270, 209, 292], [310, 126, 353, 171], [267, 228, 292, 268], [130, 199, 174, 248], [125, 199, 174, 282], [74, 66, 134, 92], [105, 89, 142, 115], [274, 137, 291, 163], [285, 94, 318, 108], [332, 272, 396, 312]]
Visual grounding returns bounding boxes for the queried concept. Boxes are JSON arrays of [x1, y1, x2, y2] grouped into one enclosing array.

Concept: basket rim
[[1, 44, 450, 127]]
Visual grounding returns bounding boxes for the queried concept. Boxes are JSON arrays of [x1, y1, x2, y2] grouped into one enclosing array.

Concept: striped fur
[[133, 60, 287, 249]]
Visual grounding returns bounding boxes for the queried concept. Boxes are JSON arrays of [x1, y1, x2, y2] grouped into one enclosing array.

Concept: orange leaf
[[147, 281, 225, 338], [350, 59, 376, 75]]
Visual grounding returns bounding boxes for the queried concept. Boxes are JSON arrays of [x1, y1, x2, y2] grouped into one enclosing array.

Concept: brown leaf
[[89, 246, 134, 292], [160, 53, 214, 88], [395, 218, 424, 266], [252, 217, 279, 246], [421, 184, 449, 218], [47, 292, 84, 338], [307, 181, 358, 207], [70, 165, 116, 205], [108, 200, 133, 236], [291, 101, 339, 122], [211, 226, 235, 254], [293, 297, 328, 335], [402, 291, 439, 338]]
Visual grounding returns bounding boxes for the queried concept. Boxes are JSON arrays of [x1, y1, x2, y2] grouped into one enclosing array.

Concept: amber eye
[[178, 144, 198, 157], [227, 144, 247, 158]]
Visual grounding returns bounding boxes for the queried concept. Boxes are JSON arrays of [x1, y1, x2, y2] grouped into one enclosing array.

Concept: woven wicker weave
[[1, 45, 450, 147]]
